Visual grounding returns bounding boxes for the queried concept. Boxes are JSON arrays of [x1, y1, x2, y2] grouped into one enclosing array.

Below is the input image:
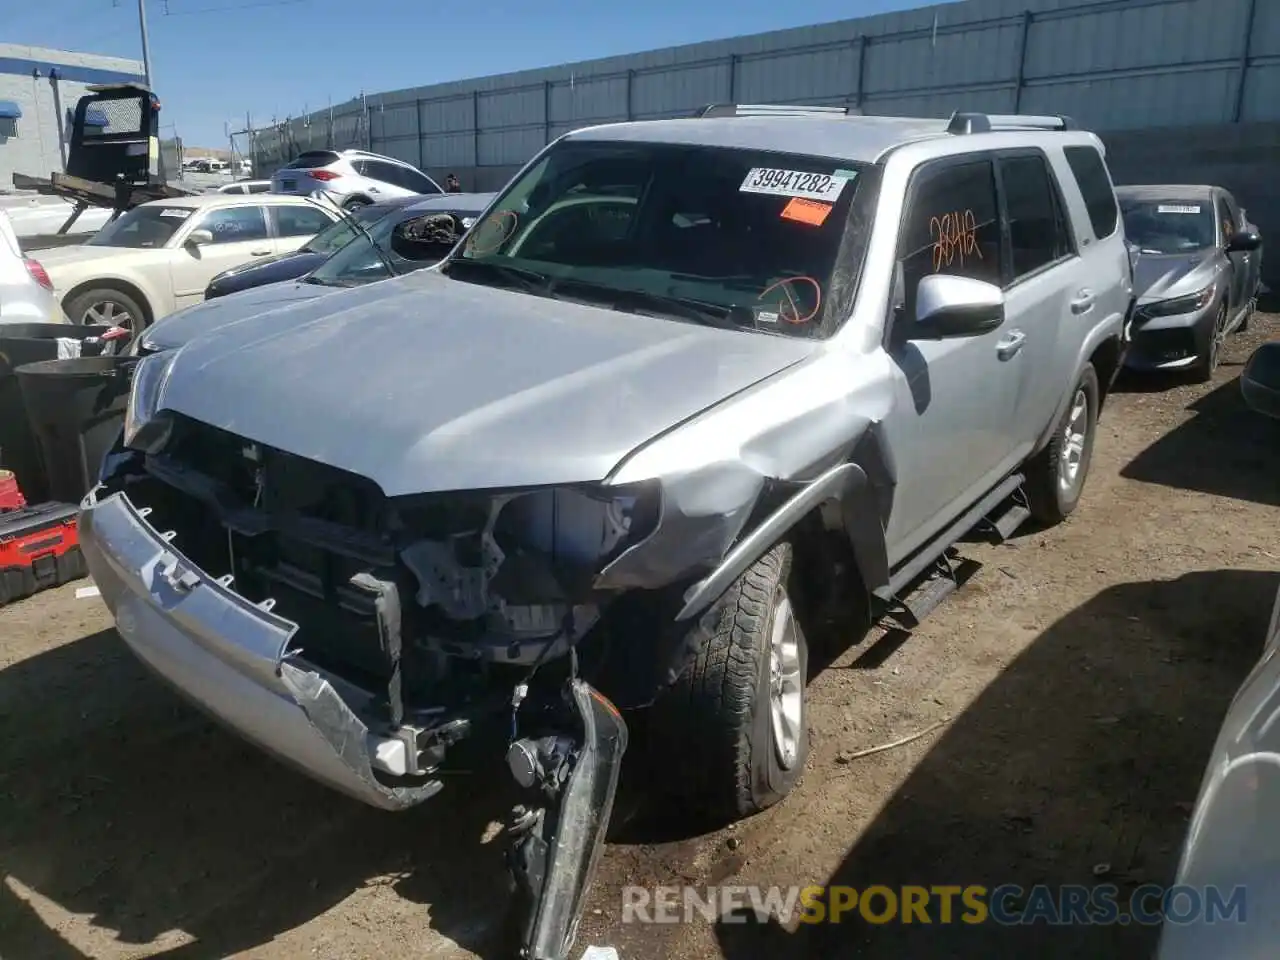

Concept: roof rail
[[946, 111, 1078, 134], [694, 103, 863, 119]]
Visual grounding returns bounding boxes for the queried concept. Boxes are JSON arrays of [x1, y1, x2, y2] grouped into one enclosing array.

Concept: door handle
[[996, 329, 1027, 360], [1070, 289, 1095, 314]]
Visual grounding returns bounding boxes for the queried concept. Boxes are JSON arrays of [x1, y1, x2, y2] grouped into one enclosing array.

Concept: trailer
[[10, 82, 198, 237]]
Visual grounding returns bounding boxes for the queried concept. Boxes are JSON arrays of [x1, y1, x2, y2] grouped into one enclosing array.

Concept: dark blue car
[[203, 192, 495, 299]]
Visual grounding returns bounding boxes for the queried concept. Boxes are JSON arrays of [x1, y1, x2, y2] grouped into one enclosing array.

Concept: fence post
[[727, 54, 737, 103], [1233, 0, 1258, 122], [626, 70, 634, 121], [853, 35, 868, 108], [472, 89, 481, 171], [543, 80, 552, 144], [1013, 10, 1032, 113]]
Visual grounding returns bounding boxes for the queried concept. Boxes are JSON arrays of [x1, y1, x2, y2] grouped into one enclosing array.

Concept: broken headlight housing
[[122, 348, 178, 450]]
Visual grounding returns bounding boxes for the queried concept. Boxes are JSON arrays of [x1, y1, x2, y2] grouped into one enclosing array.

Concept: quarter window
[[1063, 145, 1118, 239], [897, 159, 1002, 319], [196, 206, 268, 243], [1000, 154, 1072, 281]]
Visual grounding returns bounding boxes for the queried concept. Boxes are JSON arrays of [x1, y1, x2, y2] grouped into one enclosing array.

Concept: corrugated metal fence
[[244, 0, 1275, 189]]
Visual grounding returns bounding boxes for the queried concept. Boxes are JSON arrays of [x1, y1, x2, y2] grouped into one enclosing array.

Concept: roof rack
[[946, 111, 1078, 134], [694, 103, 863, 119]]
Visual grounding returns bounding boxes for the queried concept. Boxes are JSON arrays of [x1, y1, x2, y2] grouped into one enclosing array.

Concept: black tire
[[1025, 363, 1100, 525], [1192, 303, 1228, 384], [649, 543, 809, 823], [65, 287, 147, 335], [343, 196, 372, 211]]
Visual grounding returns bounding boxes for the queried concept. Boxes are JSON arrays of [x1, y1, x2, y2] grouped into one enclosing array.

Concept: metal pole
[[137, 0, 153, 87]]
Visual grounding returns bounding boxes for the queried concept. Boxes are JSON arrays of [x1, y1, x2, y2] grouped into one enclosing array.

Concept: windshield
[[302, 203, 388, 256], [88, 205, 194, 248], [1120, 198, 1216, 255], [441, 140, 868, 337], [305, 206, 464, 286]]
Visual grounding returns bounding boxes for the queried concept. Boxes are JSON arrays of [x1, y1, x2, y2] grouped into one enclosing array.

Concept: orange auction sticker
[[781, 197, 833, 226]]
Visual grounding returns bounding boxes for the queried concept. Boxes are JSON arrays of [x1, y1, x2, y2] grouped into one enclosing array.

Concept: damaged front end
[[85, 398, 659, 957]]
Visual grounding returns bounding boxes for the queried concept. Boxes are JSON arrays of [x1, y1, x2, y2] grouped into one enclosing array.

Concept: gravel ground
[[1, 315, 1277, 959]]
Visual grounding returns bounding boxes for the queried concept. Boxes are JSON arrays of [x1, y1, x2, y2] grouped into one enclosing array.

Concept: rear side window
[[1000, 153, 1073, 281], [897, 158, 1002, 318], [1063, 146, 1118, 239], [284, 151, 340, 170]]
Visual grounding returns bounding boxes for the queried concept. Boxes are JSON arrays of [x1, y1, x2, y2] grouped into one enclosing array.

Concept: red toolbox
[[0, 502, 88, 607]]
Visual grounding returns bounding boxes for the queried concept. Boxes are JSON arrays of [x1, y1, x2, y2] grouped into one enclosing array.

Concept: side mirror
[[1226, 229, 1262, 253], [186, 228, 214, 247], [1242, 342, 1280, 419], [911, 274, 1005, 339]]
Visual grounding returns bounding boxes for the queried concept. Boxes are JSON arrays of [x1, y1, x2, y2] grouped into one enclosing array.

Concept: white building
[[0, 44, 146, 189]]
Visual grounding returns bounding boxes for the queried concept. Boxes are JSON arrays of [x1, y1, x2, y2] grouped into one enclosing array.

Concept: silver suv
[[83, 104, 1131, 959], [270, 149, 443, 210]]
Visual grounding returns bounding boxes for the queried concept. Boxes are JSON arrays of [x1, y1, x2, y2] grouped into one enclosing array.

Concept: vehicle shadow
[[709, 568, 1274, 959], [1120, 374, 1280, 506], [0, 628, 517, 959]]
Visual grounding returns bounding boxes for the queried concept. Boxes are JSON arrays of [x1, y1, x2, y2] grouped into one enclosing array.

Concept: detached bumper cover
[[78, 488, 441, 811]]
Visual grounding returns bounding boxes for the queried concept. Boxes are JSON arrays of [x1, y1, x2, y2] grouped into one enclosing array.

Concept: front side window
[[1215, 195, 1237, 244], [443, 139, 869, 338], [1000, 153, 1072, 281], [195, 206, 269, 244], [1063, 145, 1119, 240], [399, 167, 442, 194], [896, 159, 1002, 319], [1120, 196, 1215, 254], [89, 205, 193, 248]]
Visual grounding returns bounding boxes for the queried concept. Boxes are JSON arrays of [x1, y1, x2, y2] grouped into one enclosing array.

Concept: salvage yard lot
[[1, 317, 1278, 960]]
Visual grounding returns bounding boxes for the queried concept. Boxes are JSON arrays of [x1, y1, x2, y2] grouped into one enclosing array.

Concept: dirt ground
[[1, 316, 1277, 960]]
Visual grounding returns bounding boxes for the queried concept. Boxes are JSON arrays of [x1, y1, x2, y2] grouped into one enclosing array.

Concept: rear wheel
[[649, 542, 809, 824], [1025, 363, 1099, 525]]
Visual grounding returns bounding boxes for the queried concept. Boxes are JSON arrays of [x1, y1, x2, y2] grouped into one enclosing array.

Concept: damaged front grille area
[[103, 414, 657, 720]]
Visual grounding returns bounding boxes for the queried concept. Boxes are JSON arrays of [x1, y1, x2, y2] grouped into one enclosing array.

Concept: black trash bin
[[0, 323, 109, 503], [15, 356, 134, 505]]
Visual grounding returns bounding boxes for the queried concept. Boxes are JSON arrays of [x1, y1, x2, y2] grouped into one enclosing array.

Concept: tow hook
[[505, 679, 628, 960]]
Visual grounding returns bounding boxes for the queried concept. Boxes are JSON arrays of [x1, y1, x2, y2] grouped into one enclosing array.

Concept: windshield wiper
[[324, 203, 398, 278], [443, 257, 549, 293], [547, 277, 750, 329]]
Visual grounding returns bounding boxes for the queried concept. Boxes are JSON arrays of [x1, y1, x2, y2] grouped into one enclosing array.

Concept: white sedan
[[35, 193, 341, 333]]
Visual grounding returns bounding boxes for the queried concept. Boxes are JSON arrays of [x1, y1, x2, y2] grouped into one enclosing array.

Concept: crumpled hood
[[156, 270, 816, 495], [141, 279, 345, 351], [1133, 250, 1218, 304]]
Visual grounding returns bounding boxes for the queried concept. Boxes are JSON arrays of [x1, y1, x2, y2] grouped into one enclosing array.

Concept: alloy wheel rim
[[1058, 387, 1088, 493], [768, 591, 804, 771], [83, 300, 134, 331]]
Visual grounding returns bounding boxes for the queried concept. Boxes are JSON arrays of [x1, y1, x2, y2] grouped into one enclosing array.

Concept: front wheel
[[65, 287, 146, 337], [1025, 363, 1099, 525], [649, 542, 809, 824], [1193, 303, 1229, 383]]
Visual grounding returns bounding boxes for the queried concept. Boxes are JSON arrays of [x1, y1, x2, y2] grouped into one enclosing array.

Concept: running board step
[[876, 472, 1026, 630]]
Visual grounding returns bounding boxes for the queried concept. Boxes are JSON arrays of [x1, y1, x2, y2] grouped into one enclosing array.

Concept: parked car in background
[[0, 208, 66, 324], [217, 179, 272, 195], [86, 106, 1131, 960], [1118, 184, 1262, 381], [270, 149, 442, 210], [204, 191, 494, 299], [36, 193, 340, 336]]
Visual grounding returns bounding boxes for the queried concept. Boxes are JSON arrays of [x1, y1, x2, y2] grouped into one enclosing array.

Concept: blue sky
[[12, 0, 934, 148]]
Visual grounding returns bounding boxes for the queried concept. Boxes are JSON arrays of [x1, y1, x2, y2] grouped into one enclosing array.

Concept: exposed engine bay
[[95, 413, 658, 959]]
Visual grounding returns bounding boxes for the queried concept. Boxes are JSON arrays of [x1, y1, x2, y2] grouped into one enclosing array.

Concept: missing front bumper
[[78, 487, 442, 810]]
